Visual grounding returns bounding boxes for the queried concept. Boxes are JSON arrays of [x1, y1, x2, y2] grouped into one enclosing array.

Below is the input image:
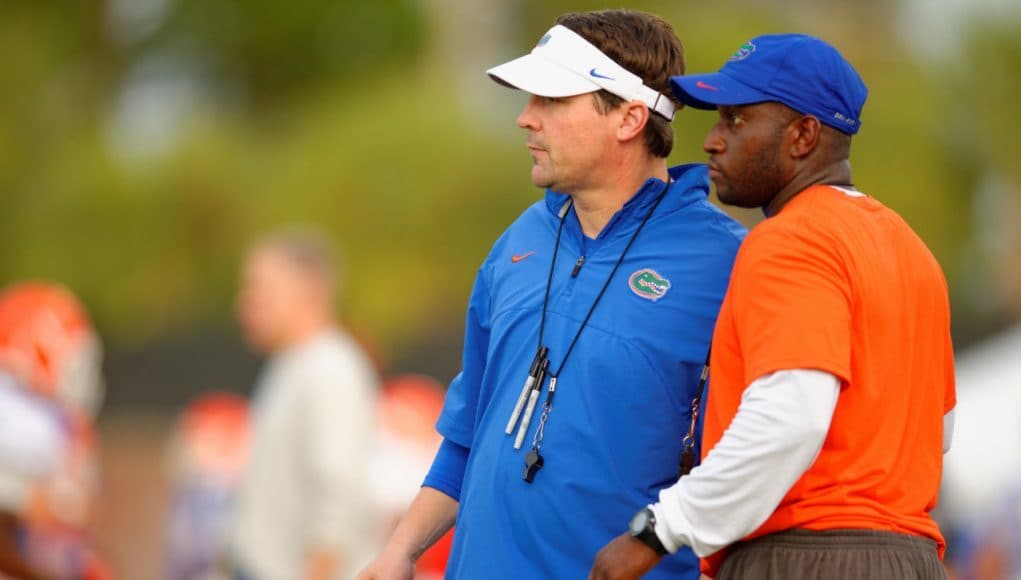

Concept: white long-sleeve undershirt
[[651, 369, 957, 557], [651, 369, 839, 557], [943, 408, 955, 453]]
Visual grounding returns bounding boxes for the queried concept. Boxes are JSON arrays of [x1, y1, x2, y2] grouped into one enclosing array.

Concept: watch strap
[[632, 507, 668, 556]]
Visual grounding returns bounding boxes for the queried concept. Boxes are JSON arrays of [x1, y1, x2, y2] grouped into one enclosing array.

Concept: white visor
[[486, 24, 677, 120]]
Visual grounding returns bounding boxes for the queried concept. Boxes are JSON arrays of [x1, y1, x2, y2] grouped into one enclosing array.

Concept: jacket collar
[[542, 163, 710, 239]]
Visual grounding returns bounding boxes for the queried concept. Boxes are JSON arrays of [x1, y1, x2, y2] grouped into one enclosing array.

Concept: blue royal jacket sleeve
[[432, 164, 747, 580], [422, 438, 470, 501], [436, 260, 494, 449]]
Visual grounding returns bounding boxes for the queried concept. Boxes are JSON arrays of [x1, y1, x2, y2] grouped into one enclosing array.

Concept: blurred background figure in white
[[370, 374, 452, 580], [0, 281, 112, 580], [230, 227, 380, 580], [164, 392, 250, 580]]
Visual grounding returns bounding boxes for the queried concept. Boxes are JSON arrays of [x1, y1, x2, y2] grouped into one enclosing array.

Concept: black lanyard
[[539, 186, 669, 380], [516, 182, 671, 482]]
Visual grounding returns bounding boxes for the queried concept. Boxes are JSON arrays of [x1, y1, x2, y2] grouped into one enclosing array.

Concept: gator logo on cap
[[729, 41, 756, 61], [628, 268, 671, 302], [537, 33, 552, 47]]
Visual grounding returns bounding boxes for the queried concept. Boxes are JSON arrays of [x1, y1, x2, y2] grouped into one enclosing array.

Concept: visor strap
[[540, 25, 677, 120]]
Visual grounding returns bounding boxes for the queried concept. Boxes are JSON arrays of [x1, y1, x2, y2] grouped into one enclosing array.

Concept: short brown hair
[[556, 10, 685, 158], [251, 225, 339, 294]]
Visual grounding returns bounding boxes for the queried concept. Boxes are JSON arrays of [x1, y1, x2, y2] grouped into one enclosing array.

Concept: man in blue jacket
[[359, 9, 746, 579]]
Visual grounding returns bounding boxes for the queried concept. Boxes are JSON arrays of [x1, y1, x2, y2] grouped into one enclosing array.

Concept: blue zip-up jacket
[[433, 164, 746, 578]]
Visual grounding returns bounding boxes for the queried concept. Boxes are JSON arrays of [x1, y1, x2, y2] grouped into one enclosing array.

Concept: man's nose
[[703, 123, 725, 154], [517, 95, 541, 130]]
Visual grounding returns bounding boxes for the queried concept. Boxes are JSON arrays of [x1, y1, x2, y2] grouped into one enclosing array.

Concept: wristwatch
[[628, 506, 668, 556]]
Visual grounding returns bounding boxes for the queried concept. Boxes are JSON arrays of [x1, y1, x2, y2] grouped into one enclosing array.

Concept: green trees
[[0, 1, 1016, 381]]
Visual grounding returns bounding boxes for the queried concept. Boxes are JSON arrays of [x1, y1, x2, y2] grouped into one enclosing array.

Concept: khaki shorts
[[716, 528, 946, 580]]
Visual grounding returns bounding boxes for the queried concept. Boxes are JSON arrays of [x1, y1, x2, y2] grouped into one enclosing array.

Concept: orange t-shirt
[[702, 185, 956, 576]]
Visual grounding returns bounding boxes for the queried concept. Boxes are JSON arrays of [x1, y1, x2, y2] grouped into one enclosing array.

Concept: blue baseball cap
[[669, 34, 867, 135]]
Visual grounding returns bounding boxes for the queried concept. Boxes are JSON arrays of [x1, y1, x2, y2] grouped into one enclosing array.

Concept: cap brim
[[669, 72, 772, 110], [487, 53, 600, 98]]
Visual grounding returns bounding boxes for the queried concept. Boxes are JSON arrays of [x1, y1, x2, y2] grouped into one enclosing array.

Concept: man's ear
[[617, 101, 650, 144], [788, 115, 823, 159]]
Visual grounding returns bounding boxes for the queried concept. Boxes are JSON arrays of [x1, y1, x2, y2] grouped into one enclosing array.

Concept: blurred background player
[[369, 375, 451, 580], [0, 281, 112, 580], [164, 393, 250, 580], [230, 227, 380, 580]]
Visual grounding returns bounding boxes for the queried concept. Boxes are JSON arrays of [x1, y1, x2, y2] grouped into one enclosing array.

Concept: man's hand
[[358, 487, 458, 580], [589, 533, 664, 580], [355, 550, 416, 580]]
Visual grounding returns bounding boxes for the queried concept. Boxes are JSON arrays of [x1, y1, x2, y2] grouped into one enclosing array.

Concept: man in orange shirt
[[591, 34, 955, 579]]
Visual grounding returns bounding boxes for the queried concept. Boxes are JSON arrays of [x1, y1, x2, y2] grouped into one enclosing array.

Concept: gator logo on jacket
[[628, 268, 671, 302]]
